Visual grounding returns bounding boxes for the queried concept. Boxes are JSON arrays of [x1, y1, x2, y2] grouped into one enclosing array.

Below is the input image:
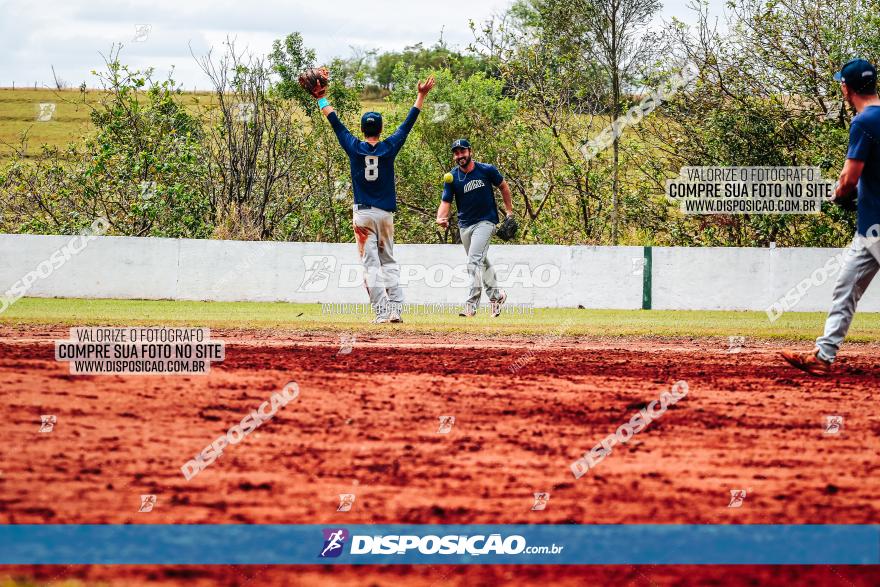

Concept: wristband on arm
[[317, 97, 329, 109]]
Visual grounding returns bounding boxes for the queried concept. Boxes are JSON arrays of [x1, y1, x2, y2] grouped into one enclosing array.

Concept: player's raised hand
[[414, 76, 435, 110], [418, 75, 436, 95]]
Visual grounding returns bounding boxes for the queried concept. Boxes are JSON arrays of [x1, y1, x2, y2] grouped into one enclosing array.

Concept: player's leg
[[459, 222, 483, 316], [475, 225, 506, 317], [816, 237, 880, 360], [375, 210, 404, 322], [353, 208, 391, 322], [782, 235, 879, 374], [464, 221, 498, 315]]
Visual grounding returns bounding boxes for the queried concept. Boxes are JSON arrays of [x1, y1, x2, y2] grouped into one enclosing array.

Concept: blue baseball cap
[[834, 58, 877, 92], [361, 112, 382, 137], [451, 138, 471, 151]]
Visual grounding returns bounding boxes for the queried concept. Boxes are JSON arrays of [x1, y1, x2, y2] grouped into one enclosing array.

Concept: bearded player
[[435, 139, 515, 317], [300, 68, 435, 323]]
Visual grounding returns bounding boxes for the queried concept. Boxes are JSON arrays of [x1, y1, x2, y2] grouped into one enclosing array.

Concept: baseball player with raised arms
[[436, 139, 514, 317], [782, 59, 880, 375], [300, 68, 435, 323]]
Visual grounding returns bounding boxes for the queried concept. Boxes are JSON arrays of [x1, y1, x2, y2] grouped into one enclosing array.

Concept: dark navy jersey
[[441, 162, 504, 228], [847, 105, 880, 236], [327, 107, 420, 212]]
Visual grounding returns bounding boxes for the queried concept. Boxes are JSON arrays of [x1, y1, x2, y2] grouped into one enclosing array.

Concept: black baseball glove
[[834, 196, 858, 213], [298, 67, 329, 99], [831, 181, 858, 212], [495, 215, 518, 241]]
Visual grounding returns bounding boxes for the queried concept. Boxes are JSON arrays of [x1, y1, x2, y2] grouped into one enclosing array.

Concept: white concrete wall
[[651, 246, 880, 312], [1, 234, 877, 312]]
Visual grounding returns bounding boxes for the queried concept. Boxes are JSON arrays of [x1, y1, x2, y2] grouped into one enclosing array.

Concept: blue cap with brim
[[451, 138, 471, 151], [834, 58, 877, 90], [361, 112, 383, 136]]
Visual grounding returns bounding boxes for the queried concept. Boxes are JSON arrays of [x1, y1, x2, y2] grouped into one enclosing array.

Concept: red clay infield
[[1, 325, 878, 585]]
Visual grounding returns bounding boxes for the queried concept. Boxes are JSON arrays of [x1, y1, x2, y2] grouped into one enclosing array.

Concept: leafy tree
[[269, 33, 317, 102], [471, 1, 618, 243], [386, 66, 516, 243], [1, 47, 211, 238], [643, 0, 879, 246], [538, 0, 663, 244], [374, 42, 489, 89]]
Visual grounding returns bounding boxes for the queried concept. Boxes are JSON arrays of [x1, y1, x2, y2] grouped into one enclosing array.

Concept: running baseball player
[[300, 69, 435, 323], [435, 139, 514, 317], [782, 59, 880, 375]]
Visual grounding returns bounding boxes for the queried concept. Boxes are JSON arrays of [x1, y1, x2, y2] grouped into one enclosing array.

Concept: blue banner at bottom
[[1, 525, 877, 565]]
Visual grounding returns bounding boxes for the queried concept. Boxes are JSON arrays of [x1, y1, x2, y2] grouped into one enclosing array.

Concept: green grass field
[[3, 297, 880, 342], [0, 88, 96, 161]]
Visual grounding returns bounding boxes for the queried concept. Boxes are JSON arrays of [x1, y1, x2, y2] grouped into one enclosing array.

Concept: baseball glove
[[833, 195, 858, 212], [298, 67, 329, 98], [831, 181, 858, 212], [495, 215, 518, 241]]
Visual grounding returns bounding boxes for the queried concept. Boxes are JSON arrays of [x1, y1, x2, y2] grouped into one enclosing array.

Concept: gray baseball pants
[[816, 233, 880, 362], [353, 207, 402, 319], [460, 220, 501, 311]]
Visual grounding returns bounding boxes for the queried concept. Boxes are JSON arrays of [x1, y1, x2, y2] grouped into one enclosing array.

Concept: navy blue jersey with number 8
[[327, 107, 421, 212]]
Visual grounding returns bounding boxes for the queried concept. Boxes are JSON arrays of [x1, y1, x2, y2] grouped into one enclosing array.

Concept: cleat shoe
[[372, 316, 390, 324], [490, 291, 507, 318], [780, 347, 832, 377]]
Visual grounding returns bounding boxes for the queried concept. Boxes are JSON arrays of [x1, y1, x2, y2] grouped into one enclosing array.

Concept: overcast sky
[[0, 0, 726, 90]]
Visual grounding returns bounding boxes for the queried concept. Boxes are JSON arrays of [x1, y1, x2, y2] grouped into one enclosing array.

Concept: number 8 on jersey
[[365, 156, 379, 181]]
